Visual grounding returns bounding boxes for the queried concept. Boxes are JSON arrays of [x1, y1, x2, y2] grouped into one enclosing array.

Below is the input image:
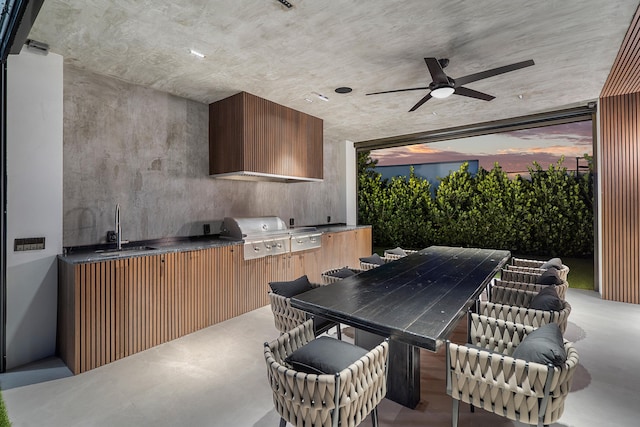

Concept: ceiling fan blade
[[424, 57, 449, 84], [409, 93, 432, 112], [454, 59, 535, 87], [454, 86, 495, 101], [366, 86, 429, 95]]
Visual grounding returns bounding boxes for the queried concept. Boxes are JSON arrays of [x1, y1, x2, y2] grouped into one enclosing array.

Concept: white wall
[[345, 140, 357, 225], [6, 50, 63, 369]]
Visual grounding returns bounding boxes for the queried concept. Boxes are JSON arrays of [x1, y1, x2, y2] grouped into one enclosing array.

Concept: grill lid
[[220, 216, 288, 240]]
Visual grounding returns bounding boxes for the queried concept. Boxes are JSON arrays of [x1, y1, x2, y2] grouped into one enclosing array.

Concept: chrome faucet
[[115, 204, 122, 250]]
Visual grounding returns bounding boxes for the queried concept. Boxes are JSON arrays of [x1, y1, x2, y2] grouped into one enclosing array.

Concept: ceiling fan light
[[430, 86, 455, 99]]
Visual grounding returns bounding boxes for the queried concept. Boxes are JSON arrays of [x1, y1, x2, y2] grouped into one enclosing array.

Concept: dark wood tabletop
[[291, 245, 511, 351]]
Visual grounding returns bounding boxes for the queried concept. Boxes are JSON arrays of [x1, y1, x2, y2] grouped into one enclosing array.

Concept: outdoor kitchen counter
[[58, 225, 370, 264], [58, 237, 237, 264], [57, 225, 372, 374]]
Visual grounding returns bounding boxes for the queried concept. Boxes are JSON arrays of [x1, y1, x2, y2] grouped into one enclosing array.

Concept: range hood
[[209, 92, 323, 183], [209, 171, 322, 183]]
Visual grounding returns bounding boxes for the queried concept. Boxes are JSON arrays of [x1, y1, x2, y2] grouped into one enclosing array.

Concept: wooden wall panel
[[600, 94, 640, 304], [601, 5, 640, 97], [600, 4, 640, 304]]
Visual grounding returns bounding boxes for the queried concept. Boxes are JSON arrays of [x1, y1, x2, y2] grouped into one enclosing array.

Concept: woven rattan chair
[[490, 283, 539, 306], [446, 314, 579, 427], [268, 283, 342, 340], [506, 257, 570, 281], [264, 319, 389, 427], [493, 277, 568, 300], [478, 298, 572, 334], [383, 248, 418, 261], [359, 256, 393, 271], [321, 267, 365, 284]]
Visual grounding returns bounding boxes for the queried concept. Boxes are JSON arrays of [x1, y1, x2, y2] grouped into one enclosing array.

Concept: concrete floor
[[2, 288, 639, 426]]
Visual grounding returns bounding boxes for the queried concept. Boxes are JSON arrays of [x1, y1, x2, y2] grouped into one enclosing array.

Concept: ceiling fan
[[366, 57, 535, 112]]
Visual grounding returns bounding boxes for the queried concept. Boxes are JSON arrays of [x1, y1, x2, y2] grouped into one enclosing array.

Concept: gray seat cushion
[[360, 253, 385, 266], [540, 257, 563, 270], [269, 275, 313, 298], [529, 286, 563, 311], [329, 268, 357, 278], [385, 247, 407, 256], [537, 267, 562, 285], [512, 323, 567, 366], [285, 336, 368, 375]]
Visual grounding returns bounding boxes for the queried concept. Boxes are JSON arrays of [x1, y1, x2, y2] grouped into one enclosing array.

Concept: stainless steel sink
[[94, 245, 158, 258]]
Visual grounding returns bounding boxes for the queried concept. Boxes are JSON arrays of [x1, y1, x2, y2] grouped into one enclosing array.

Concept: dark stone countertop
[[58, 225, 371, 264]]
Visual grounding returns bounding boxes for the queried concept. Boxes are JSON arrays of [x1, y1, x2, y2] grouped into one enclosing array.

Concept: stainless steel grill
[[220, 216, 321, 260]]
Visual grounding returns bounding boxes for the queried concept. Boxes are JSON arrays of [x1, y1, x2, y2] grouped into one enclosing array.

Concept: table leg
[[355, 329, 420, 409]]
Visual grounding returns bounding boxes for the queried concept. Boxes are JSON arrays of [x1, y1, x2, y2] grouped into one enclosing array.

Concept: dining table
[[291, 245, 511, 408]]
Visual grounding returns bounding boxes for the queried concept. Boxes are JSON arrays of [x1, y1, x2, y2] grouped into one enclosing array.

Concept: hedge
[[358, 152, 594, 257]]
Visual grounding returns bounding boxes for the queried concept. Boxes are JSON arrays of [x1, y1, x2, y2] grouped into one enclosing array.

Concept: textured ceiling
[[28, 0, 640, 144]]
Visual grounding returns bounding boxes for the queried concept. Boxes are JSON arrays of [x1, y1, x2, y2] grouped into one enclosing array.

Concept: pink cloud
[[370, 120, 592, 173]]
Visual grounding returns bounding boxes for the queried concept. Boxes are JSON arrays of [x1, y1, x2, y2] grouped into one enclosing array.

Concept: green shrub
[[358, 152, 594, 257], [0, 390, 10, 427]]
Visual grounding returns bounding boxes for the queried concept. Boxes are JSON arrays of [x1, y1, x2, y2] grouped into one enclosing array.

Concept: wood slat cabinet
[[321, 228, 372, 274], [58, 253, 177, 374], [58, 228, 371, 374]]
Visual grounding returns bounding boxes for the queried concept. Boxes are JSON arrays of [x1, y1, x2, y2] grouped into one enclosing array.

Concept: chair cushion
[[329, 268, 357, 278], [540, 257, 563, 270], [536, 267, 562, 285], [529, 286, 563, 311], [512, 323, 567, 366], [285, 336, 369, 375], [269, 275, 313, 298], [385, 247, 407, 256], [360, 253, 385, 266]]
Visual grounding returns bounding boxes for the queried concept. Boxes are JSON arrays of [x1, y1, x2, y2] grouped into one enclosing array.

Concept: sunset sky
[[370, 120, 593, 174]]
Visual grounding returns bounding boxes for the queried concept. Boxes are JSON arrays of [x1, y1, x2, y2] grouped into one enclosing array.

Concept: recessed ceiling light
[[518, 94, 523, 99], [304, 98, 313, 103], [335, 87, 352, 94], [312, 92, 329, 102], [189, 49, 205, 58], [276, 0, 293, 8]]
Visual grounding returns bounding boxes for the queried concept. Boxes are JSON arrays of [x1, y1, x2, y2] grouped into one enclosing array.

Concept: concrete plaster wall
[[6, 50, 64, 369], [63, 65, 346, 247]]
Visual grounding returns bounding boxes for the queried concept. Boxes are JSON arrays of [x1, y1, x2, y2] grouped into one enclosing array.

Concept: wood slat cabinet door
[[321, 229, 373, 273], [210, 245, 237, 324], [292, 248, 322, 283]]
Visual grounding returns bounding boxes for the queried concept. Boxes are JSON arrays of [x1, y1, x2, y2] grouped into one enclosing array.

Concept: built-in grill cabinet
[[220, 216, 321, 260]]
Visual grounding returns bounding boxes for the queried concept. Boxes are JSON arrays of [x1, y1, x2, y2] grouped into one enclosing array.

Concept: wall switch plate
[[289, 218, 294, 226], [14, 237, 45, 251], [327, 216, 331, 223], [203, 224, 211, 235]]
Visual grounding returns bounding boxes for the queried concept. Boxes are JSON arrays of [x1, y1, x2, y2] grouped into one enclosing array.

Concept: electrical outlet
[[107, 230, 117, 242], [203, 224, 211, 235], [289, 218, 295, 227], [327, 215, 331, 223]]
